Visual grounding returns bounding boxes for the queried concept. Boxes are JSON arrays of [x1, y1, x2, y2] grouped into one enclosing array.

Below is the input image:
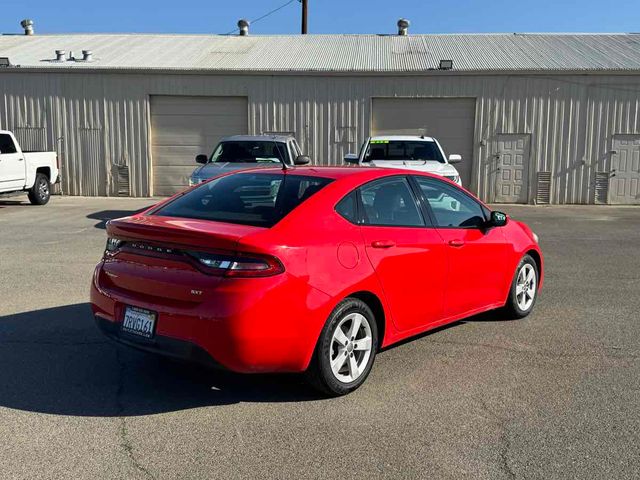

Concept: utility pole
[[301, 0, 308, 34]]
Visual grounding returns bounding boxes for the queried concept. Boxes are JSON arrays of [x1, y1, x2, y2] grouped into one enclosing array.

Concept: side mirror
[[448, 154, 462, 164], [344, 153, 359, 165], [489, 211, 508, 227], [294, 155, 311, 166], [195, 154, 208, 164]]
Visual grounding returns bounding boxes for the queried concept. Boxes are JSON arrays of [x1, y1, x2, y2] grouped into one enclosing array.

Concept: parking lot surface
[[1, 195, 639, 479]]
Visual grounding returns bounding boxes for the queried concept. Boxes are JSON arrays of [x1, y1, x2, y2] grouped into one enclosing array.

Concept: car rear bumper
[[90, 262, 332, 373], [94, 314, 224, 369]]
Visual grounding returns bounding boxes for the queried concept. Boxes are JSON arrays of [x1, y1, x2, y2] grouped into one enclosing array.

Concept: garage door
[[150, 96, 248, 196], [372, 98, 476, 189]]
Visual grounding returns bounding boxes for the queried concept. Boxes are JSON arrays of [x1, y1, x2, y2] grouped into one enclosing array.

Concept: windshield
[[154, 173, 333, 228], [364, 140, 445, 163], [210, 141, 288, 164]]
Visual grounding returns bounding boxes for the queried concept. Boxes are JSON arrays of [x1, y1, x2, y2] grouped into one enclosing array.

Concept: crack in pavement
[[479, 398, 516, 479], [115, 346, 156, 480]]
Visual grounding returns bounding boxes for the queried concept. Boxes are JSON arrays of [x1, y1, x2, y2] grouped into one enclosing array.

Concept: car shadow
[[0, 199, 30, 207], [381, 309, 516, 352], [87, 207, 153, 229], [0, 304, 322, 417]]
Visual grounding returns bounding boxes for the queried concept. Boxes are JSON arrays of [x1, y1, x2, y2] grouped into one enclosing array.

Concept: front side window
[[364, 140, 444, 163], [414, 177, 486, 228], [0, 134, 17, 154], [359, 177, 425, 227], [154, 173, 333, 227], [210, 141, 287, 164]]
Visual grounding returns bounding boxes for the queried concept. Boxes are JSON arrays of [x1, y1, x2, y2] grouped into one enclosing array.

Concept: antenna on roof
[[271, 137, 291, 171]]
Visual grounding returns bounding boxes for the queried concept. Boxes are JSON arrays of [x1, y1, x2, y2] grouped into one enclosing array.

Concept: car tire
[[503, 254, 539, 318], [28, 173, 51, 205], [306, 298, 378, 397]]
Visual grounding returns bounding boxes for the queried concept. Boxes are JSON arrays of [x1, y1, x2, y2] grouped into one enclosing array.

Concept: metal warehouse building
[[1, 29, 639, 203]]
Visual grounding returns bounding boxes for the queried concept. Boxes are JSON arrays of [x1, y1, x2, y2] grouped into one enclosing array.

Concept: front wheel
[[504, 254, 539, 318], [28, 173, 51, 205], [306, 298, 378, 396]]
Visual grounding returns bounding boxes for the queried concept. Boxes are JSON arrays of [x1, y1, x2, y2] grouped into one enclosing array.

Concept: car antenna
[[272, 137, 291, 172]]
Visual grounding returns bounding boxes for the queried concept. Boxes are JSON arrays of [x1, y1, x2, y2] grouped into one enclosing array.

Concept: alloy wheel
[[38, 178, 49, 199], [515, 263, 536, 311], [329, 312, 373, 383]]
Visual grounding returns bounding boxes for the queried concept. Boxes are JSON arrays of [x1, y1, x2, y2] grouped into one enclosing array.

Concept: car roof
[[370, 135, 436, 142], [235, 165, 440, 182], [221, 134, 295, 143]]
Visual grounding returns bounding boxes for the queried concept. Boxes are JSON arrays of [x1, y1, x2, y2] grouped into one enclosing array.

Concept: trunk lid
[[102, 215, 265, 302]]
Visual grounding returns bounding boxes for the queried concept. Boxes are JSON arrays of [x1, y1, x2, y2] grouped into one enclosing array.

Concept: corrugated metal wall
[[0, 70, 638, 203]]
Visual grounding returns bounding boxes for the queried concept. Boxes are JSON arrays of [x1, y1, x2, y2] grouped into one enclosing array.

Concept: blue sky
[[2, 0, 640, 35]]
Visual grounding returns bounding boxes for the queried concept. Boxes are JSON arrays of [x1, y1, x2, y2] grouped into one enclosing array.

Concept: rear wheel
[[504, 254, 539, 318], [306, 298, 378, 396], [28, 173, 51, 205]]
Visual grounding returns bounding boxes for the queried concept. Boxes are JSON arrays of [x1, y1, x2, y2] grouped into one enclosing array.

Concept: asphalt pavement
[[0, 195, 638, 479]]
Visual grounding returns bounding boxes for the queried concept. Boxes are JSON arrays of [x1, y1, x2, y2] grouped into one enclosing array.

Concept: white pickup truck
[[0, 130, 59, 205]]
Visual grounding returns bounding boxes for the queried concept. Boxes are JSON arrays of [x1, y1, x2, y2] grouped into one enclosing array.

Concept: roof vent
[[397, 18, 410, 36], [82, 50, 93, 61], [20, 19, 34, 36], [238, 19, 250, 36], [55, 50, 66, 61]]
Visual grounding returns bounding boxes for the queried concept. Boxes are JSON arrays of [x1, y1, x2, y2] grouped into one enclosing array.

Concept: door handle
[[371, 240, 395, 249], [448, 239, 465, 247], [18, 158, 24, 161]]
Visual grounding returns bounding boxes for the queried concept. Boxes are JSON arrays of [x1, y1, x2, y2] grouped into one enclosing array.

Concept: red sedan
[[91, 167, 543, 396]]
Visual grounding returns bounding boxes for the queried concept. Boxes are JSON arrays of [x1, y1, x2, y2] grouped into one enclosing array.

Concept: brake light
[[187, 251, 284, 278], [105, 237, 123, 254]]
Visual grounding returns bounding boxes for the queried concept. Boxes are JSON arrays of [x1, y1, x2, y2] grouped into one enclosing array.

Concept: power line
[[222, 0, 300, 35]]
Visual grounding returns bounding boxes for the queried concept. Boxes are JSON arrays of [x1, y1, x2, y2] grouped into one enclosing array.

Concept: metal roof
[[1, 33, 639, 73]]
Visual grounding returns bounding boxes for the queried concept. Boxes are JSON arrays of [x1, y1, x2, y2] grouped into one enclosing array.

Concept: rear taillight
[[187, 251, 284, 278], [105, 237, 123, 254]]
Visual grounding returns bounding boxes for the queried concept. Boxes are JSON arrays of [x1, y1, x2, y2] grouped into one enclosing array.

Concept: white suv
[[344, 135, 463, 186]]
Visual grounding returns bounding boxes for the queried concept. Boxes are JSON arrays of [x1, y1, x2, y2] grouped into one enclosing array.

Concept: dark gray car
[[189, 135, 310, 185]]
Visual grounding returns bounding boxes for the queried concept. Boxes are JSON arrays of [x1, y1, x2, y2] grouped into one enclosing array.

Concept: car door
[[0, 133, 25, 192], [358, 176, 447, 332], [411, 176, 508, 318]]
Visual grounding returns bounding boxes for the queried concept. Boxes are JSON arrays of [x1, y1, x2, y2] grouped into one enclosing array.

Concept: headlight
[[532, 232, 539, 243], [105, 237, 122, 253], [444, 175, 460, 184]]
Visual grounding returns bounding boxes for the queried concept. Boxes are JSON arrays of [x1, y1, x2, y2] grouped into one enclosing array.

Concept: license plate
[[121, 306, 156, 339]]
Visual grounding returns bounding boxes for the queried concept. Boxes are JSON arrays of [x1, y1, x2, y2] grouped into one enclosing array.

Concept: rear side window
[[335, 192, 357, 223], [0, 134, 17, 154], [154, 173, 333, 227], [359, 177, 425, 227]]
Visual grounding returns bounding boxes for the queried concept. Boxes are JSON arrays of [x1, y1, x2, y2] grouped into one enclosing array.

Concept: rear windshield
[[365, 140, 445, 163], [211, 141, 287, 164], [154, 173, 333, 227]]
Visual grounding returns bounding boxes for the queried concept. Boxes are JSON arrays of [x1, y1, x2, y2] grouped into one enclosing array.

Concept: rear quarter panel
[[23, 151, 58, 186], [236, 180, 397, 361]]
